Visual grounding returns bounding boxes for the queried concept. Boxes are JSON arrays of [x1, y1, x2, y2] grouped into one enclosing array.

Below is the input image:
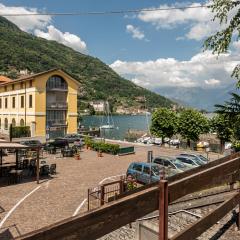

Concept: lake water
[[81, 113, 214, 140], [81, 115, 151, 140]]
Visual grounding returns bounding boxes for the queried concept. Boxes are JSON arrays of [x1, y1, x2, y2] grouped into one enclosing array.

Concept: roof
[[0, 142, 29, 149], [0, 69, 81, 87], [0, 76, 12, 83]]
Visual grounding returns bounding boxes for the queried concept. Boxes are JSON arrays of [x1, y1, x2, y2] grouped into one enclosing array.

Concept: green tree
[[210, 114, 233, 152], [178, 109, 209, 147], [204, 0, 240, 85], [150, 108, 178, 142], [215, 92, 240, 140]]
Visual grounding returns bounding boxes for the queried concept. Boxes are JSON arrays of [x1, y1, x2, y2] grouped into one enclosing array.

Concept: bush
[[84, 137, 120, 155], [12, 126, 31, 138]]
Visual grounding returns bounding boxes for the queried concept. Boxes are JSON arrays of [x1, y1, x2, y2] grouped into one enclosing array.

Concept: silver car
[[179, 153, 208, 165]]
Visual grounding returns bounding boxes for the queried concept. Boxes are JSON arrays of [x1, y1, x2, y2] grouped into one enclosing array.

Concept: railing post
[[87, 188, 90, 211], [159, 180, 168, 240], [100, 185, 105, 206]]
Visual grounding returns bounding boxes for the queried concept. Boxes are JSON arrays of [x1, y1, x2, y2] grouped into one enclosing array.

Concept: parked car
[[153, 156, 190, 176], [176, 155, 204, 168], [126, 162, 160, 184], [45, 138, 69, 149], [20, 140, 42, 148], [178, 153, 208, 164]]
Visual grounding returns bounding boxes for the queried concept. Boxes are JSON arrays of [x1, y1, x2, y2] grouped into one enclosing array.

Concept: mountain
[[0, 16, 173, 111], [153, 84, 236, 111]]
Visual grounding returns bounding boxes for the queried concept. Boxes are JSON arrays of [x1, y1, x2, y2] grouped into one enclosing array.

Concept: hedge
[[12, 126, 31, 138], [84, 136, 120, 155]]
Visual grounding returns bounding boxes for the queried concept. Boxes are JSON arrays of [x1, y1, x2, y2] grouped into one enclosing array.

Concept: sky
[[0, 0, 240, 90]]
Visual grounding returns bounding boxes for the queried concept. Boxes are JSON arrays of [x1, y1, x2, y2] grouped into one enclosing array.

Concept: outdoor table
[[8, 169, 23, 184], [62, 149, 74, 157]]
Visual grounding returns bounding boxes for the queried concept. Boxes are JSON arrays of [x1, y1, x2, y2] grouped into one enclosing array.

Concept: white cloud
[[0, 3, 87, 53], [0, 3, 51, 31], [126, 24, 145, 40], [35, 25, 87, 53], [110, 50, 239, 89], [205, 79, 220, 85], [137, 2, 239, 41]]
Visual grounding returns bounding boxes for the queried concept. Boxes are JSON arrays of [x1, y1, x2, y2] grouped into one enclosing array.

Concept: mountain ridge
[[0, 16, 174, 112]]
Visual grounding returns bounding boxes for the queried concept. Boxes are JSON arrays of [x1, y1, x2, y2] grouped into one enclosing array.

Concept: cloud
[[126, 24, 145, 40], [110, 50, 239, 89], [204, 79, 220, 85], [137, 2, 239, 41], [0, 3, 51, 31], [35, 25, 87, 53], [0, 3, 87, 53]]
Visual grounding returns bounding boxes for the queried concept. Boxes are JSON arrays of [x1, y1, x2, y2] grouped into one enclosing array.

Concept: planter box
[[118, 146, 135, 156]]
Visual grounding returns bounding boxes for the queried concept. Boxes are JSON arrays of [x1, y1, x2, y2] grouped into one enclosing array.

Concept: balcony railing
[[47, 120, 67, 127], [46, 102, 68, 110]]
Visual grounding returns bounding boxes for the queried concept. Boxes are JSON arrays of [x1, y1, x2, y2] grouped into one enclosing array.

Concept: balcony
[[46, 102, 68, 110], [46, 120, 67, 127]]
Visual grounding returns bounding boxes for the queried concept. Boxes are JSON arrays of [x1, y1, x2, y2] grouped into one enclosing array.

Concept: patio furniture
[[22, 159, 29, 169], [8, 169, 23, 184], [40, 165, 50, 176], [61, 148, 74, 157], [49, 164, 57, 175]]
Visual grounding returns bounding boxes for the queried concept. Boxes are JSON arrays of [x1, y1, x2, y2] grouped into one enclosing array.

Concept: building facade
[[0, 69, 80, 139]]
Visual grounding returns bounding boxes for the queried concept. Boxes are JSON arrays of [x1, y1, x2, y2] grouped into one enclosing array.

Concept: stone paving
[[0, 145, 220, 239]]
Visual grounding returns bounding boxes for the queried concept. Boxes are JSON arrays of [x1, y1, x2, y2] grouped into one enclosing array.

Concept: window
[[4, 118, 8, 130], [0, 118, 1, 129], [4, 86, 7, 92], [0, 98, 2, 109], [21, 96, 24, 108], [143, 166, 150, 175], [46, 75, 67, 90], [12, 84, 14, 90], [20, 119, 24, 126], [20, 82, 24, 89], [29, 80, 33, 87], [154, 158, 163, 165], [12, 97, 15, 108], [5, 98, 8, 109], [12, 118, 16, 127], [132, 163, 142, 172], [29, 95, 32, 108]]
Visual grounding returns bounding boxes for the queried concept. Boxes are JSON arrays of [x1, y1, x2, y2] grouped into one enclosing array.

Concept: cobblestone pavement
[[0, 145, 220, 239]]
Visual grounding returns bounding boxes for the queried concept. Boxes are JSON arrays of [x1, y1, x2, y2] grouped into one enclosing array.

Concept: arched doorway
[[12, 118, 16, 127], [46, 75, 68, 139], [4, 118, 8, 130], [20, 119, 24, 126]]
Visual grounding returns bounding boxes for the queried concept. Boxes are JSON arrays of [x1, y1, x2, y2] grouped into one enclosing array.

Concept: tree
[[150, 108, 178, 141], [178, 109, 209, 147], [215, 92, 240, 140], [204, 0, 240, 85], [210, 114, 233, 152]]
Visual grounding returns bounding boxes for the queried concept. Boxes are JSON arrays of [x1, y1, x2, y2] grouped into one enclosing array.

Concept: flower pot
[[74, 154, 81, 160], [97, 152, 103, 157]]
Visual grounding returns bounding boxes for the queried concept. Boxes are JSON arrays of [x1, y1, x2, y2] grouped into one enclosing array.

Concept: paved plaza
[[0, 144, 221, 239]]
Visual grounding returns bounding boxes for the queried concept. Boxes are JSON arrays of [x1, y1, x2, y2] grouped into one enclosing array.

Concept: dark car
[[20, 140, 42, 148], [46, 138, 69, 149]]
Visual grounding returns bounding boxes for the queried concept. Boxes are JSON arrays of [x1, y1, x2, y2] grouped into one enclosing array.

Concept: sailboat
[[100, 101, 115, 129]]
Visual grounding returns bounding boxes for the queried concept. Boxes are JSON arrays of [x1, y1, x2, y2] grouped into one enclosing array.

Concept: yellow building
[[0, 69, 80, 139]]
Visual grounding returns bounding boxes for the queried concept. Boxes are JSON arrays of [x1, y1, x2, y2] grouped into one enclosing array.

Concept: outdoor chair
[[40, 165, 50, 176], [22, 159, 29, 169], [49, 164, 57, 175]]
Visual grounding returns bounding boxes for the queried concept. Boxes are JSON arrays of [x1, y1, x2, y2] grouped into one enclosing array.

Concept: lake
[[81, 115, 151, 140]]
